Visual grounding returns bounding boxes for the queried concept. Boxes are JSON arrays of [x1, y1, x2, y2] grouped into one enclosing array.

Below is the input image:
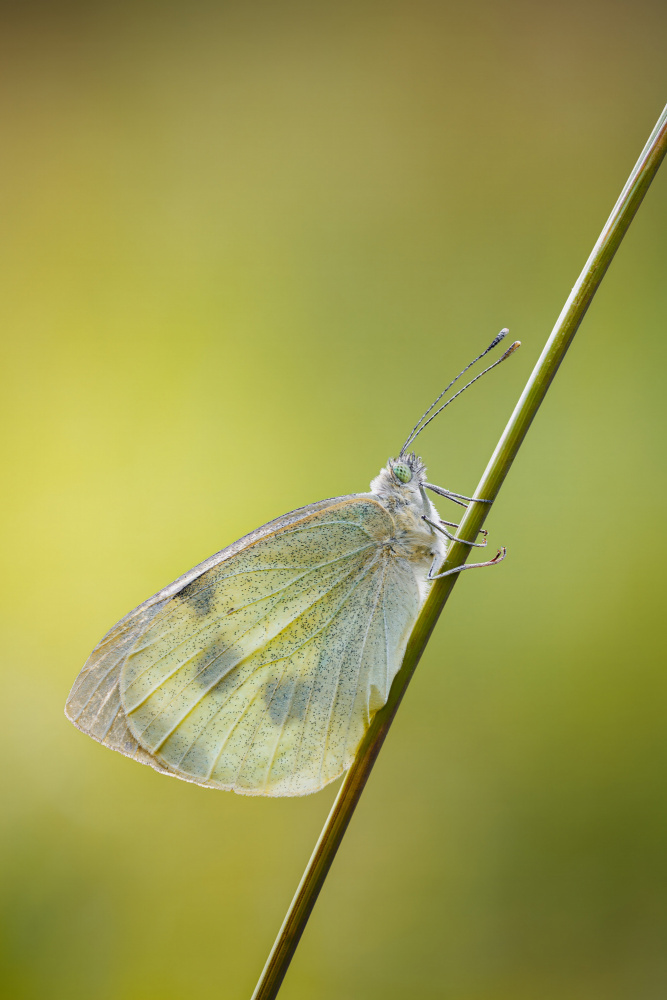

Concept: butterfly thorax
[[370, 454, 447, 572]]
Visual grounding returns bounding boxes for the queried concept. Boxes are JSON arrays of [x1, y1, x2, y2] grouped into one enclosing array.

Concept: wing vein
[[340, 558, 390, 755], [317, 557, 388, 787], [262, 676, 299, 793]]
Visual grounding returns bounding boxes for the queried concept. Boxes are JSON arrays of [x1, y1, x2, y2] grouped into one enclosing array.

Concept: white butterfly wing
[[65, 495, 358, 778], [66, 496, 422, 796]]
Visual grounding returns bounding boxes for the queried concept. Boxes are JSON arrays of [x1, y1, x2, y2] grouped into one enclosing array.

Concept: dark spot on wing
[[264, 678, 309, 726], [190, 637, 244, 692], [177, 578, 215, 617]]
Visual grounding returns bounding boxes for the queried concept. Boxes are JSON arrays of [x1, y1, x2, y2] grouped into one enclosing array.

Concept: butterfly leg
[[422, 515, 487, 548], [428, 547, 506, 580], [443, 489, 492, 503], [423, 482, 493, 506], [437, 517, 488, 541]]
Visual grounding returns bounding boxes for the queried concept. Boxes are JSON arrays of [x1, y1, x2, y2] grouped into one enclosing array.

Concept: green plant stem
[[251, 102, 667, 1000]]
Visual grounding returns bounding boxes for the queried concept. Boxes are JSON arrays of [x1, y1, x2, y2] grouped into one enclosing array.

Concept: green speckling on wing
[[123, 500, 420, 795], [67, 498, 422, 796]]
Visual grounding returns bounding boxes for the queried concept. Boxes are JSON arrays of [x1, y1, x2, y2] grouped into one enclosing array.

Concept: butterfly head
[[370, 452, 426, 500]]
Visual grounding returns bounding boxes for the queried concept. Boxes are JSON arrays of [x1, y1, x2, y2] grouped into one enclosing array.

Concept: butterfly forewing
[[67, 497, 424, 796]]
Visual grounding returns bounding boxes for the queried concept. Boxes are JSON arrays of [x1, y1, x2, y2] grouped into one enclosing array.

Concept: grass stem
[[251, 101, 667, 1000]]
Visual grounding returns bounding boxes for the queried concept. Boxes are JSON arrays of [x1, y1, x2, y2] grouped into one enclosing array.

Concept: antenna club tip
[[488, 328, 509, 351], [500, 340, 521, 360]]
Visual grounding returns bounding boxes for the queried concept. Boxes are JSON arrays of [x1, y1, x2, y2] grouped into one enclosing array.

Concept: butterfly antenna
[[399, 328, 509, 456], [401, 339, 521, 452]]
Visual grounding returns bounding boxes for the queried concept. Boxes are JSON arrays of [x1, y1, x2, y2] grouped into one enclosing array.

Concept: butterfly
[[65, 331, 518, 797]]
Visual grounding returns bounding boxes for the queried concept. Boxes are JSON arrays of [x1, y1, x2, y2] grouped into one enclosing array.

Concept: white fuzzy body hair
[[369, 452, 447, 603]]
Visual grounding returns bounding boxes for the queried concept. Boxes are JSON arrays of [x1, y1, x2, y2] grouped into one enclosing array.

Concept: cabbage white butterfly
[[65, 331, 518, 796]]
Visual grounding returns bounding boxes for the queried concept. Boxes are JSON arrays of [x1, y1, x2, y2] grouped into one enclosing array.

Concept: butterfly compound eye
[[393, 463, 412, 484]]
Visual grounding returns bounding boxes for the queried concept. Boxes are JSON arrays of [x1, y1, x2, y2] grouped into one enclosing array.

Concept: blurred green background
[[1, 2, 667, 998]]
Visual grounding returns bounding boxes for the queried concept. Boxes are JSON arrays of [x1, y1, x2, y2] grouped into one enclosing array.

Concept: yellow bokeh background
[[1, 2, 667, 998]]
